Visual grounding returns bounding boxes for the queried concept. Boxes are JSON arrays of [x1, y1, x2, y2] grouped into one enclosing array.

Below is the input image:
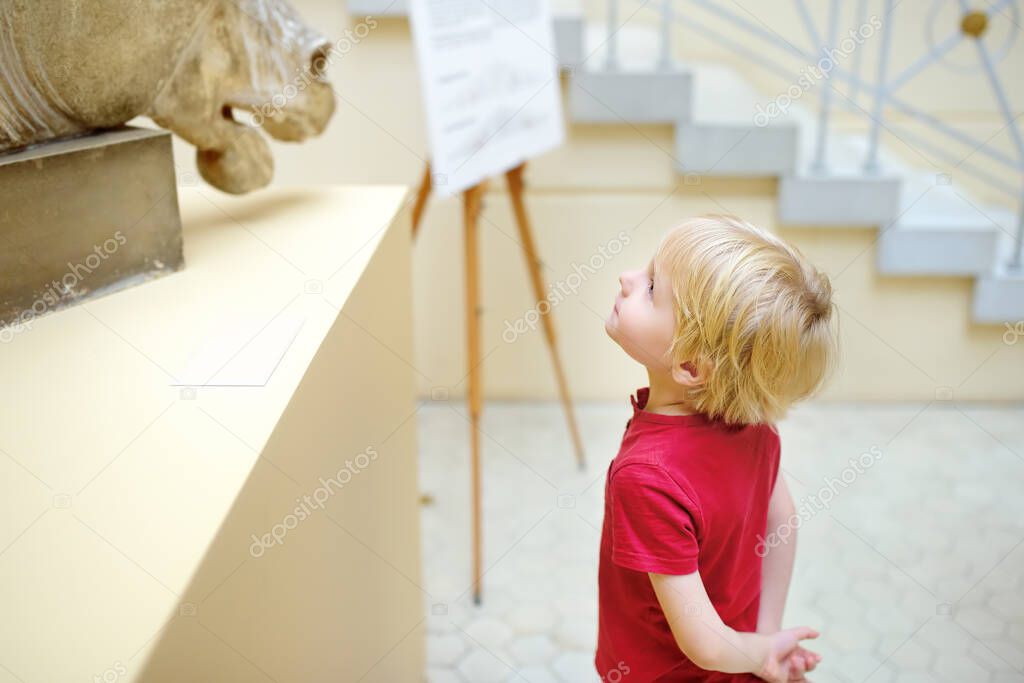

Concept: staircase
[[347, 0, 1024, 324]]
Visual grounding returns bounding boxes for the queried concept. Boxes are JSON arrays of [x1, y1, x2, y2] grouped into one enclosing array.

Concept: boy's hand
[[787, 645, 821, 677], [781, 644, 821, 681], [757, 627, 820, 683]]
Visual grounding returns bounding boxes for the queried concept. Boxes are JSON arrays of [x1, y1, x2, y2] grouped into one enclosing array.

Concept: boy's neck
[[643, 371, 698, 417]]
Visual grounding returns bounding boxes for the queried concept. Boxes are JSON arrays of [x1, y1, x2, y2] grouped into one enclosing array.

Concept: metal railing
[[601, 0, 1024, 272]]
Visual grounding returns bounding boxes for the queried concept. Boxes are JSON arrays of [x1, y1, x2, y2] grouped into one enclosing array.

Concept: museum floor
[[415, 398, 1024, 683]]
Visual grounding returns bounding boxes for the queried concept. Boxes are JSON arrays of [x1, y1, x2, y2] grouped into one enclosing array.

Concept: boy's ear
[[671, 359, 710, 388]]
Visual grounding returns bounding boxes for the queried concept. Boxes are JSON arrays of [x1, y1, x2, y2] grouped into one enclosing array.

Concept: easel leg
[[463, 183, 487, 604], [411, 163, 433, 240], [505, 163, 586, 469]]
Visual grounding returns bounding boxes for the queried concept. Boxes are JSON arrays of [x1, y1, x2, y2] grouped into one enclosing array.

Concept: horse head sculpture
[[0, 0, 336, 194]]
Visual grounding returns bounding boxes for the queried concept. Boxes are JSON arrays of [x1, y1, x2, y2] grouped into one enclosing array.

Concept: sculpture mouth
[[237, 82, 334, 142]]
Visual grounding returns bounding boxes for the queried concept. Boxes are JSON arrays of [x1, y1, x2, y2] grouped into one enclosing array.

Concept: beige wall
[[156, 5, 1024, 402]]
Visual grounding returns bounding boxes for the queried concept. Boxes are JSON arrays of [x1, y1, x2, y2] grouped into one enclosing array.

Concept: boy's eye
[[647, 279, 654, 296]]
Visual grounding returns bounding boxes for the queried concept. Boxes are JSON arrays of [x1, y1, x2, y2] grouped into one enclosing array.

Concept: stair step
[[346, 1, 587, 71], [974, 266, 1024, 324], [568, 21, 691, 124], [676, 123, 798, 176], [877, 185, 1007, 276], [676, 62, 798, 176], [581, 19, 663, 70], [553, 6, 585, 67], [779, 174, 903, 226], [346, 0, 584, 16], [878, 221, 1001, 277], [568, 67, 691, 124], [347, 0, 407, 15]]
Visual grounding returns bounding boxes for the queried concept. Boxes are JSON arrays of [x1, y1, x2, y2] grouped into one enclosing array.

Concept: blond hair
[[654, 215, 838, 425]]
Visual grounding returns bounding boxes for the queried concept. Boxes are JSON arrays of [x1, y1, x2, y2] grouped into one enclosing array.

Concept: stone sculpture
[[0, 0, 335, 193]]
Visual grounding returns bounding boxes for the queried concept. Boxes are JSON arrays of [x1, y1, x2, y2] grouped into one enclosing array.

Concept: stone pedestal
[[0, 126, 183, 330]]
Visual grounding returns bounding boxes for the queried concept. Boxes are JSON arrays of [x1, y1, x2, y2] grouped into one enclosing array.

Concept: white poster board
[[409, 0, 565, 196]]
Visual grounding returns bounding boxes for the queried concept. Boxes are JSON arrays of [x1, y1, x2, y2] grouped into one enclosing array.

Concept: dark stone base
[[0, 125, 184, 329]]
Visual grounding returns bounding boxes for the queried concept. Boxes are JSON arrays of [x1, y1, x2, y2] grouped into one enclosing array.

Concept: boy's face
[[605, 258, 677, 371]]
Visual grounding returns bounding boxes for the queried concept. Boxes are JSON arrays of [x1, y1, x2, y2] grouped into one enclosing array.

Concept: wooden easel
[[411, 160, 586, 604]]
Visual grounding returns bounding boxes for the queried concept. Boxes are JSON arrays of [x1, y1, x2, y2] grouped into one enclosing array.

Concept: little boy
[[597, 215, 837, 682]]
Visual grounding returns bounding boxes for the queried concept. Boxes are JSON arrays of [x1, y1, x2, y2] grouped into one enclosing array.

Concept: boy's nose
[[619, 269, 640, 294]]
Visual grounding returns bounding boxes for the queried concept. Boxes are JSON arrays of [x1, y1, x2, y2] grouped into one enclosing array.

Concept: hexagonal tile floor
[[417, 399, 1024, 682]]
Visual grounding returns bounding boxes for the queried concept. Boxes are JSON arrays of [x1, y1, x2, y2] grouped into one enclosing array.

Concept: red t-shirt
[[595, 387, 781, 682]]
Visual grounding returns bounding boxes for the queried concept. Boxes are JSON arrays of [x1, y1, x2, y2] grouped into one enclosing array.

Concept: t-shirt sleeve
[[766, 426, 782, 495], [608, 464, 700, 575]]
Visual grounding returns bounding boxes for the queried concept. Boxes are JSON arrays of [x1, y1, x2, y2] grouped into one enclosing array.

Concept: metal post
[[1013, 197, 1024, 273], [659, 0, 674, 70], [811, 0, 840, 174], [864, 0, 894, 174], [794, 0, 822, 48], [605, 0, 619, 70], [848, 0, 869, 108], [975, 42, 1024, 170], [972, 17, 1024, 270]]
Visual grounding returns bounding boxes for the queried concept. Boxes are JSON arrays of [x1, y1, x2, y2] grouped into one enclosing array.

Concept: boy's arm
[[649, 571, 817, 681], [757, 474, 797, 633]]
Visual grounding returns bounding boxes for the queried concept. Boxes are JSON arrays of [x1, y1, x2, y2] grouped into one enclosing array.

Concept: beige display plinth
[[0, 186, 424, 682]]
